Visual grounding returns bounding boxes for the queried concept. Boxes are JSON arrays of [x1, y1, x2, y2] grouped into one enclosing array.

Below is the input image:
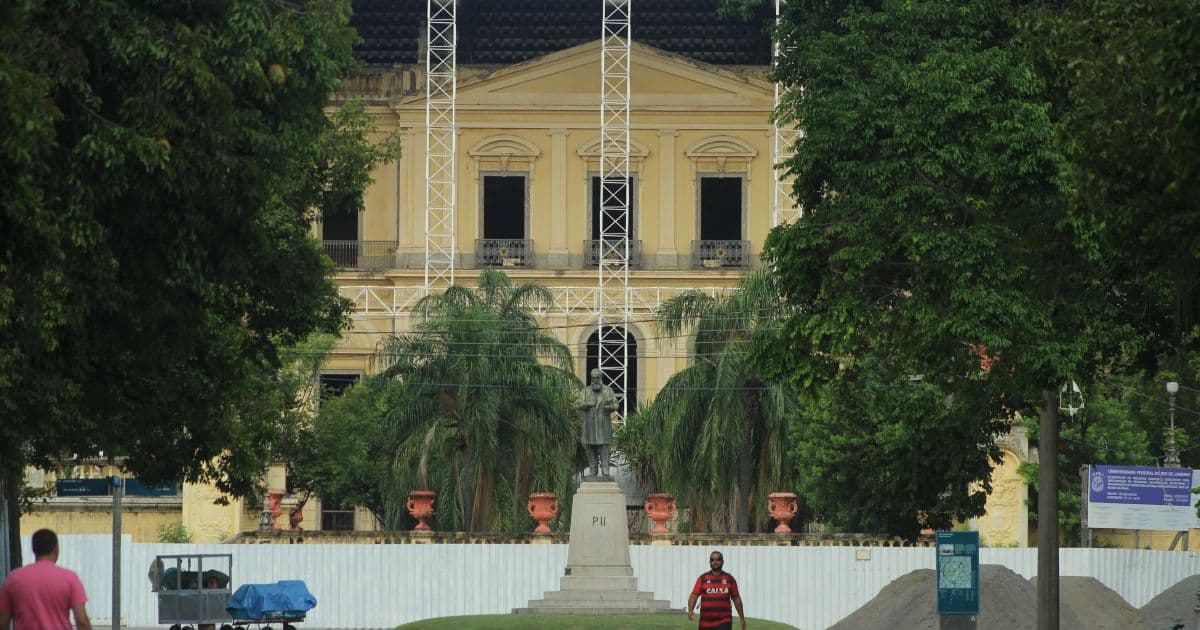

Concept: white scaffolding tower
[[425, 0, 458, 292], [598, 0, 632, 419], [772, 0, 802, 226]]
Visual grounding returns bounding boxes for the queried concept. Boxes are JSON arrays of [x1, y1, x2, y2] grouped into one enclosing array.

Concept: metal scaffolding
[[425, 0, 458, 292], [772, 0, 802, 226], [598, 0, 632, 420]]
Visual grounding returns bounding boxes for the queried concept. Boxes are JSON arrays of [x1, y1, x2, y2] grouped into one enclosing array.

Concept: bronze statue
[[578, 368, 619, 478]]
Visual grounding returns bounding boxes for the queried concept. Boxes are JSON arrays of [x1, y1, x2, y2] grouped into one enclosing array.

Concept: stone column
[[547, 128, 571, 269], [655, 129, 679, 269]]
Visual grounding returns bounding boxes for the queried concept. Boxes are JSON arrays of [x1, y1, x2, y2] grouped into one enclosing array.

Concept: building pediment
[[395, 40, 771, 110]]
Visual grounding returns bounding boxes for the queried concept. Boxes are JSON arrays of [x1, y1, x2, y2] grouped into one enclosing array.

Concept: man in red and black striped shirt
[[687, 550, 746, 630]]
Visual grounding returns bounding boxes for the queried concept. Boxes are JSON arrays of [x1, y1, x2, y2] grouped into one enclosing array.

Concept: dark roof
[[351, 0, 773, 66]]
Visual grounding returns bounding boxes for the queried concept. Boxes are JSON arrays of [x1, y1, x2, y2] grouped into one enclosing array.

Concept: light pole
[[1165, 381, 1181, 468]]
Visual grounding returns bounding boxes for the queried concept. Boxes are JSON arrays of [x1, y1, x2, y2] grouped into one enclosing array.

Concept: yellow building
[[17, 1, 1101, 548]]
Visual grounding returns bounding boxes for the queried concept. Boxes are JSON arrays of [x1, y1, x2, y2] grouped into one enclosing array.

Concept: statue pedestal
[[514, 480, 675, 615]]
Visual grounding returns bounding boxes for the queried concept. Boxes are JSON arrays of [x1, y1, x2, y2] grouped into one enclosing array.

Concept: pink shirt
[[0, 560, 88, 630]]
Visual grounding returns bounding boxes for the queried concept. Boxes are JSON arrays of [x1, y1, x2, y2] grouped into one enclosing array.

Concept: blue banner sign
[[1087, 465, 1200, 531], [55, 478, 178, 498], [55, 479, 111, 497], [935, 530, 979, 615]]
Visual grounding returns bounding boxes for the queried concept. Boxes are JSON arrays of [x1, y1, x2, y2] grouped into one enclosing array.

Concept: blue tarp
[[226, 580, 317, 621]]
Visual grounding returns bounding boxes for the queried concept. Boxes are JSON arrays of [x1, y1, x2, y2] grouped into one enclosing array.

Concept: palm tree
[[635, 270, 799, 532], [374, 269, 583, 531]]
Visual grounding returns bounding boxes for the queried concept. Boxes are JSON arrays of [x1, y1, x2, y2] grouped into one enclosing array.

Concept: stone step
[[563, 565, 634, 577], [542, 589, 658, 602], [513, 606, 680, 615], [560, 575, 639, 591], [521, 597, 675, 611]]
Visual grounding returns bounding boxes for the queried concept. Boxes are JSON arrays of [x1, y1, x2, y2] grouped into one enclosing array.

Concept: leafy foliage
[[304, 270, 585, 531], [792, 358, 999, 539], [157, 523, 193, 544], [619, 271, 798, 533], [754, 0, 1141, 537], [0, 1, 398, 503]]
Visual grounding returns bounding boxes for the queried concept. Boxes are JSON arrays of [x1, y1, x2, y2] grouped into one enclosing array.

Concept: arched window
[[585, 325, 638, 413]]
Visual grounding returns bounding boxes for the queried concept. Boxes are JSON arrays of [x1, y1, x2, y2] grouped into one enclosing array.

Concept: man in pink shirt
[[0, 529, 91, 630]]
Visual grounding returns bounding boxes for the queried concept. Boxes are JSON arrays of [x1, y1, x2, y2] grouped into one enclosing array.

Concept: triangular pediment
[[399, 41, 771, 109]]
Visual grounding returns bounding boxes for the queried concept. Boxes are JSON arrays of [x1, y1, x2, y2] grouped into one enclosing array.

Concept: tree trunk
[[459, 447, 476, 532], [513, 439, 533, 524], [734, 394, 758, 532], [1037, 390, 1060, 630]]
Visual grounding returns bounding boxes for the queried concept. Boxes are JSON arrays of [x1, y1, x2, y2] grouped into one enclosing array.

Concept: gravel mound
[[830, 565, 1095, 630], [1035, 576, 1143, 630], [1141, 575, 1200, 630]]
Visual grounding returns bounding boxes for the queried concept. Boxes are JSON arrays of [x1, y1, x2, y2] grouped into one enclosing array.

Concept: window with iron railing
[[692, 239, 750, 268], [696, 176, 747, 268], [320, 241, 397, 271], [474, 238, 533, 267]]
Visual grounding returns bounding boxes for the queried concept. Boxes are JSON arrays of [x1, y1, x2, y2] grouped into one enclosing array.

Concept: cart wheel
[[221, 626, 234, 630], [284, 625, 297, 630], [169, 625, 181, 630]]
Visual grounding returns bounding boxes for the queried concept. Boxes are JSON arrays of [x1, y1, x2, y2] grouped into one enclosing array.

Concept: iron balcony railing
[[586, 239, 643, 267], [692, 239, 750, 268], [321, 240, 398, 271], [475, 238, 533, 267]]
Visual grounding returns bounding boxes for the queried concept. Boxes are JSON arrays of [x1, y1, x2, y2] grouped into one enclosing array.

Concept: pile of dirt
[[1036, 576, 1144, 630], [1140, 575, 1200, 630], [830, 564, 1118, 628]]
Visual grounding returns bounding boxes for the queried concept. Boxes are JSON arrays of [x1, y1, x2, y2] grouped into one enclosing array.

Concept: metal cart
[[149, 553, 235, 630]]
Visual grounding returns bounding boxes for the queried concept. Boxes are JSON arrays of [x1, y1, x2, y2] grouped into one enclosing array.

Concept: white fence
[[23, 535, 1200, 629]]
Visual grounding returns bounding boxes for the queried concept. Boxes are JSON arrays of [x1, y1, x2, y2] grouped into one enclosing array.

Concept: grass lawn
[[394, 614, 798, 629]]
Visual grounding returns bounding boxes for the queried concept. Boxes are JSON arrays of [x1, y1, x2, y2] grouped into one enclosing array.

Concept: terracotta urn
[[406, 490, 437, 531], [526, 492, 559, 533], [266, 490, 285, 530], [768, 492, 798, 533], [643, 493, 676, 534]]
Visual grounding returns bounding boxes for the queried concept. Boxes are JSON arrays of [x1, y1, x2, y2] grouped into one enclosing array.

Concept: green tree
[[1026, 0, 1200, 358], [284, 370, 392, 523], [1014, 0, 1200, 537], [791, 357, 999, 539], [625, 271, 798, 533], [370, 270, 584, 531], [756, 0, 1140, 537], [0, 0, 395, 564]]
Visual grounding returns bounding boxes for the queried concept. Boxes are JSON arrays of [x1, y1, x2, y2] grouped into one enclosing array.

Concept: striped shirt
[[691, 570, 739, 629]]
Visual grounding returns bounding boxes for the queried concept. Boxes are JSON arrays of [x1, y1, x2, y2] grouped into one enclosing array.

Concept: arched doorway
[[585, 325, 638, 414]]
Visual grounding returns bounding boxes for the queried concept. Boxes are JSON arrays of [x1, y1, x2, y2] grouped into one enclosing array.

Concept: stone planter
[[644, 493, 676, 534], [526, 492, 559, 533], [768, 492, 798, 533], [406, 490, 437, 532]]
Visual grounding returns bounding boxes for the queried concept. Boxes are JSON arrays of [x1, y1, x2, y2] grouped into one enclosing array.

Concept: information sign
[[935, 530, 979, 615], [55, 479, 110, 497], [56, 478, 178, 497], [1086, 465, 1200, 531]]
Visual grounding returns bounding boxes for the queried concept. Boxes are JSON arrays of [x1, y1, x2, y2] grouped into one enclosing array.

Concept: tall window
[[699, 176, 743, 240], [586, 326, 638, 413], [319, 373, 359, 401], [482, 175, 527, 239], [321, 212, 359, 267], [320, 497, 355, 531]]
